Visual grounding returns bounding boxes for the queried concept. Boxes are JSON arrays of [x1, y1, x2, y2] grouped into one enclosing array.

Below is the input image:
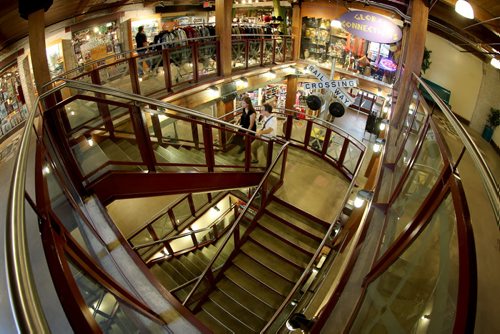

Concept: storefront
[[72, 20, 121, 66], [300, 4, 402, 85], [0, 62, 28, 139]]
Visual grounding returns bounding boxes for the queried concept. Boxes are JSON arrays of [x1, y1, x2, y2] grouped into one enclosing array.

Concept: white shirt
[[261, 114, 277, 138]]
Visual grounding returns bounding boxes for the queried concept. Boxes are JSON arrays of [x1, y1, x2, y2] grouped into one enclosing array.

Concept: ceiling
[[0, 0, 499, 62]]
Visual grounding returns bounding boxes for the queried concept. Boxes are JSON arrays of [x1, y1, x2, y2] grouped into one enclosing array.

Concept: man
[[251, 103, 277, 164], [135, 26, 151, 77]]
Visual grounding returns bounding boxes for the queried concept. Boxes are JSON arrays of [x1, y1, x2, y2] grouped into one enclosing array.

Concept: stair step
[[217, 279, 275, 321], [241, 241, 302, 282], [249, 227, 311, 268], [150, 265, 178, 290], [202, 300, 257, 333], [169, 259, 197, 280], [159, 261, 189, 285], [99, 139, 132, 162], [224, 267, 284, 309], [178, 254, 203, 276], [178, 147, 206, 164], [210, 290, 267, 332], [266, 201, 328, 239], [196, 310, 234, 334], [233, 254, 293, 296], [258, 214, 320, 254], [186, 252, 208, 272], [115, 139, 142, 161]]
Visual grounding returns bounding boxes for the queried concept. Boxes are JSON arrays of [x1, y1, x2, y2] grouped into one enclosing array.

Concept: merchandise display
[[301, 16, 400, 84], [131, 19, 160, 47], [46, 43, 64, 78], [72, 21, 121, 65], [0, 63, 28, 138]]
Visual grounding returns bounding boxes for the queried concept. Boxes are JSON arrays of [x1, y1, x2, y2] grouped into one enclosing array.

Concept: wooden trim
[[69, 12, 124, 33]]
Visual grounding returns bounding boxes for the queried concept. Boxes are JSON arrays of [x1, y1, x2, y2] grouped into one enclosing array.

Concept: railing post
[[260, 38, 264, 66], [216, 40, 222, 76], [168, 210, 178, 231], [322, 129, 332, 156], [130, 105, 156, 172], [245, 40, 249, 69], [272, 39, 277, 64], [282, 37, 287, 62], [192, 42, 199, 83], [162, 48, 172, 92], [266, 140, 274, 169], [285, 114, 293, 140], [188, 194, 196, 215], [128, 57, 141, 95], [213, 224, 219, 239], [338, 138, 350, 168], [90, 69, 115, 138], [304, 121, 313, 149], [202, 124, 215, 172], [190, 232, 199, 247]]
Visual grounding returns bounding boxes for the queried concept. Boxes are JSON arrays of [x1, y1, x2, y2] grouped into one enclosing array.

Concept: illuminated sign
[[304, 64, 357, 107], [339, 10, 402, 44]]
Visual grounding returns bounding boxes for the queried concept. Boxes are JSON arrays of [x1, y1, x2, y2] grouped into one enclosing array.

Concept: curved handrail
[[414, 74, 500, 223], [260, 132, 367, 332], [133, 204, 236, 250], [5, 84, 65, 332], [182, 141, 290, 306]]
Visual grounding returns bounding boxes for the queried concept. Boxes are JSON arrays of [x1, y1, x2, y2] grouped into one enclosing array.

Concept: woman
[[236, 96, 257, 153]]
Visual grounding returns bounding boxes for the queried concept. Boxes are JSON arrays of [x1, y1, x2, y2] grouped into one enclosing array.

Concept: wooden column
[[285, 75, 298, 111], [392, 0, 429, 127], [291, 3, 302, 61], [215, 0, 233, 77], [27, 10, 51, 94], [216, 99, 234, 118]]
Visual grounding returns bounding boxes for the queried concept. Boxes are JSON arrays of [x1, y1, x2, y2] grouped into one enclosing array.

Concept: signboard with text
[[304, 64, 357, 107], [339, 10, 402, 44]]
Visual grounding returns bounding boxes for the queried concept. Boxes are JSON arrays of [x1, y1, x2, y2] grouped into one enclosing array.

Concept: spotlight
[[455, 0, 474, 19], [286, 313, 314, 331], [208, 85, 219, 97], [235, 77, 248, 87], [284, 66, 296, 74], [213, 205, 220, 212], [42, 164, 51, 176], [353, 189, 373, 208], [379, 119, 388, 131], [267, 70, 276, 78], [491, 58, 500, 70], [86, 135, 94, 147], [331, 20, 342, 29], [373, 138, 385, 153]]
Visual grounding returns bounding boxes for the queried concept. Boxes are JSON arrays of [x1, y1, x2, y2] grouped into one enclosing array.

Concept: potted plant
[[482, 107, 500, 141]]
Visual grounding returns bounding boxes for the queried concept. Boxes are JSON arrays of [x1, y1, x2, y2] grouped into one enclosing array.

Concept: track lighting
[[331, 20, 342, 28], [353, 190, 373, 208], [86, 135, 94, 147], [455, 0, 474, 19], [491, 58, 500, 70], [373, 138, 385, 153], [235, 77, 248, 87], [379, 119, 389, 131], [267, 70, 276, 78]]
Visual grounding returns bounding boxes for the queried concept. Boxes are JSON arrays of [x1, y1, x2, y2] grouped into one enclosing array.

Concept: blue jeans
[[137, 50, 152, 76]]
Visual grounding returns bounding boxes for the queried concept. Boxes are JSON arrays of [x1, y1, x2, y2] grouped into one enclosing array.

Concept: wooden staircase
[[194, 196, 329, 333]]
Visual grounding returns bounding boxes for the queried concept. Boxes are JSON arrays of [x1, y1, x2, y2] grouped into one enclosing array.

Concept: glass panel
[[138, 51, 167, 96], [396, 89, 420, 148], [198, 42, 217, 78], [129, 229, 155, 250], [274, 38, 284, 62], [285, 38, 293, 60], [343, 142, 363, 175], [98, 60, 133, 96], [379, 127, 444, 257], [392, 106, 428, 193], [191, 193, 209, 211], [251, 138, 270, 167], [248, 40, 262, 67], [308, 124, 327, 152], [65, 99, 100, 131], [350, 194, 458, 333], [68, 259, 166, 333], [171, 200, 193, 225], [290, 117, 307, 144], [326, 132, 344, 161], [151, 215, 175, 239], [262, 39, 274, 65], [170, 234, 195, 253], [232, 40, 246, 71], [168, 46, 194, 86]]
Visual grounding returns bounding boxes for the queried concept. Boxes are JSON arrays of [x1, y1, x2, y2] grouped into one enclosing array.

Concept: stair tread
[[186, 252, 208, 272], [233, 254, 293, 296], [258, 214, 320, 254], [99, 139, 132, 162], [210, 290, 267, 331], [150, 265, 178, 290], [266, 201, 328, 238], [250, 228, 311, 268], [241, 241, 302, 282], [179, 255, 203, 276], [203, 300, 257, 333], [225, 267, 284, 309], [216, 279, 275, 321], [196, 310, 234, 334], [159, 262, 189, 284], [169, 259, 197, 280]]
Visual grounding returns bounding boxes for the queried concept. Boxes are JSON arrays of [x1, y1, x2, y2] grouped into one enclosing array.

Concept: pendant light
[[491, 58, 500, 70], [455, 0, 474, 19]]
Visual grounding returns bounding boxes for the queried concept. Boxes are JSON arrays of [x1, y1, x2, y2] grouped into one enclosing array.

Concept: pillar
[[291, 3, 302, 61], [27, 10, 51, 94], [215, 0, 233, 77], [285, 76, 298, 111], [392, 0, 429, 127], [216, 99, 234, 118]]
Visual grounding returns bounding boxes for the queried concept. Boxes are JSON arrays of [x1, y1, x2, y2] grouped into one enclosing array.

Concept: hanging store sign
[[304, 64, 357, 107], [339, 10, 402, 44]]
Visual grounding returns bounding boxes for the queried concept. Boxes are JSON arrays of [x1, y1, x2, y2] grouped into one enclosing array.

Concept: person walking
[[236, 96, 257, 153], [135, 26, 151, 77], [251, 103, 277, 164]]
